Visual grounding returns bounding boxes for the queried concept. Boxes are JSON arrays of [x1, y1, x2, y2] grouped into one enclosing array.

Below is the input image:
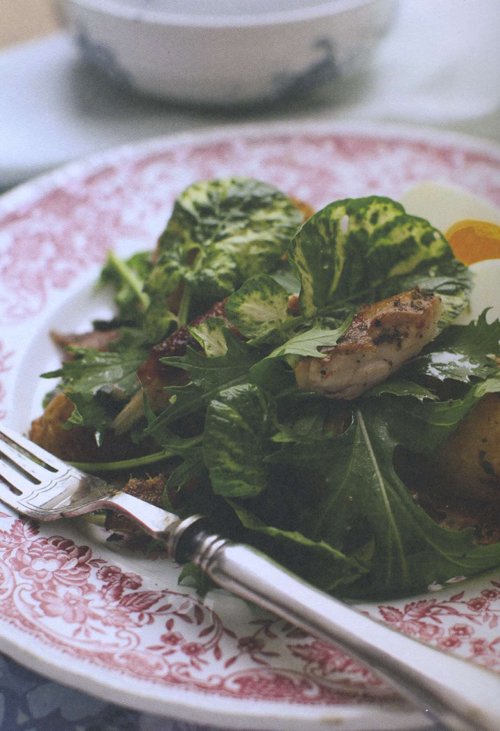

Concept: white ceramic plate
[[0, 121, 499, 731]]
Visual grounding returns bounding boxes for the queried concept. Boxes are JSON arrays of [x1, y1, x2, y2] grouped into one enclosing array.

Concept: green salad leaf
[[193, 369, 500, 598], [147, 329, 261, 438], [407, 310, 500, 382], [43, 185, 500, 601], [143, 177, 303, 340], [42, 331, 148, 435], [266, 321, 350, 360], [224, 274, 291, 342], [99, 250, 153, 322], [203, 383, 272, 498], [290, 196, 471, 320]]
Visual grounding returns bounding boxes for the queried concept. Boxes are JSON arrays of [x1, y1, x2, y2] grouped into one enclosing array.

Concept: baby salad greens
[[102, 177, 304, 342], [43, 177, 500, 600]]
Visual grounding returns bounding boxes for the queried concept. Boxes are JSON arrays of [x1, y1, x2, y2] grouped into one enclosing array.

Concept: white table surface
[[1, 0, 499, 191], [0, 1, 499, 730]]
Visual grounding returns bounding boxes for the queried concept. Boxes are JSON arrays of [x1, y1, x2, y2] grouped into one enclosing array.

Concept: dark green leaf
[[147, 330, 261, 434], [43, 346, 144, 401], [203, 384, 271, 498], [290, 196, 470, 322], [290, 197, 404, 316], [406, 310, 500, 383], [270, 403, 500, 598], [365, 377, 500, 456], [228, 502, 365, 592], [145, 177, 303, 326]]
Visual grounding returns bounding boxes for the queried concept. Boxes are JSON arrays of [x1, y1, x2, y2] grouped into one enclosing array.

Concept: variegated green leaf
[[225, 274, 291, 340]]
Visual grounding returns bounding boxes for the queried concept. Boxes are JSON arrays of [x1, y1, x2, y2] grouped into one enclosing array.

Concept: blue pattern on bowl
[[271, 37, 339, 100], [75, 26, 133, 89]]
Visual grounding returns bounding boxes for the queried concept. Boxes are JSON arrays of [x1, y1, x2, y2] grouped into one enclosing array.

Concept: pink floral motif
[[32, 584, 99, 625], [290, 639, 381, 684], [12, 535, 94, 586], [0, 515, 387, 704], [160, 630, 183, 647], [369, 589, 500, 672], [97, 564, 142, 599], [223, 619, 280, 669]]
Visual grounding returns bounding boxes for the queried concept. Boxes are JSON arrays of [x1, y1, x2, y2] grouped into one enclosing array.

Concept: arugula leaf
[[41, 330, 148, 435], [267, 320, 350, 359], [165, 330, 259, 390], [147, 330, 261, 434], [405, 310, 500, 383], [43, 345, 144, 401], [268, 401, 500, 598], [65, 395, 112, 438], [228, 502, 365, 592], [439, 309, 500, 355]]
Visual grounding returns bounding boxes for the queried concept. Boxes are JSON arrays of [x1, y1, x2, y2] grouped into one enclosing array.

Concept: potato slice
[[435, 393, 500, 503]]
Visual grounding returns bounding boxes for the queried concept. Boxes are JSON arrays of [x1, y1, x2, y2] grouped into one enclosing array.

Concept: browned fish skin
[[295, 289, 442, 399]]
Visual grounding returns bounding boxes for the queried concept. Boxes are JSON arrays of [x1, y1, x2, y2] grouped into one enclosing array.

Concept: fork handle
[[105, 496, 498, 730], [175, 523, 500, 731]]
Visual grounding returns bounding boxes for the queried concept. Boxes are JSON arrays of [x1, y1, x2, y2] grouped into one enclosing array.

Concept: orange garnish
[[445, 219, 500, 264]]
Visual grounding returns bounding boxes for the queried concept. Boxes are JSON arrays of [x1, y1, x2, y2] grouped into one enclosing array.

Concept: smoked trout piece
[[295, 289, 442, 399]]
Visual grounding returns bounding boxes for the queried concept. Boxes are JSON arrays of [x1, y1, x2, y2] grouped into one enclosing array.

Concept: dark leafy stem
[[176, 283, 192, 327]]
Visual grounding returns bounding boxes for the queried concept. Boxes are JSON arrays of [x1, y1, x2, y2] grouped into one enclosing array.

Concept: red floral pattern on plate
[[0, 515, 384, 705], [0, 122, 499, 728]]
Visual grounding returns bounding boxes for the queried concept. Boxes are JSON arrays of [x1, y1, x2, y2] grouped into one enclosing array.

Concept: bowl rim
[[62, 0, 393, 29]]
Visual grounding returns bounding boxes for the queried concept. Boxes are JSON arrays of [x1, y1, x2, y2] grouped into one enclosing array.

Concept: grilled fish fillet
[[295, 289, 442, 399]]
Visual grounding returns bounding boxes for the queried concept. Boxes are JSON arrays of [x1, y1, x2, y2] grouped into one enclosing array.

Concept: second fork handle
[[179, 527, 500, 731]]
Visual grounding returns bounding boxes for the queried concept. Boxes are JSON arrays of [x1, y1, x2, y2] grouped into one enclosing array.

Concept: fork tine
[[0, 479, 25, 516], [0, 424, 71, 475], [0, 434, 47, 486], [0, 459, 33, 495]]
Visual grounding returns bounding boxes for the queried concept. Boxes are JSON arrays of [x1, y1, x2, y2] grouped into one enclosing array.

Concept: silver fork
[[1, 424, 499, 731]]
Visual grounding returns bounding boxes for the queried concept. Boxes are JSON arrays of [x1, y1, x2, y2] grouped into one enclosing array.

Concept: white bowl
[[58, 0, 398, 107]]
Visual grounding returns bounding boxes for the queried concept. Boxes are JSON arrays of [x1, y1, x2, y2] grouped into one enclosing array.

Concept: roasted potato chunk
[[435, 393, 500, 503], [29, 392, 149, 464], [29, 392, 100, 462]]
